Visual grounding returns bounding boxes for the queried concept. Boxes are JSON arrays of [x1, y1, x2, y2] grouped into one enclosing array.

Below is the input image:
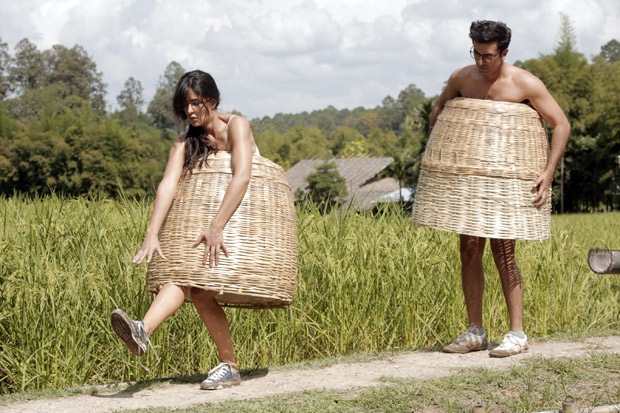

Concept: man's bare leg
[[443, 234, 488, 353], [489, 238, 523, 331], [460, 234, 487, 328], [488, 238, 528, 357]]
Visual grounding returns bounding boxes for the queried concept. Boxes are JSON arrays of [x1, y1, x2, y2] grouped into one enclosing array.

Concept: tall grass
[[0, 194, 619, 393]]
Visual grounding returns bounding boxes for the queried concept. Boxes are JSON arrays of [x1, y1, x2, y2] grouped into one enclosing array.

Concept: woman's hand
[[193, 225, 229, 267], [133, 233, 167, 264]]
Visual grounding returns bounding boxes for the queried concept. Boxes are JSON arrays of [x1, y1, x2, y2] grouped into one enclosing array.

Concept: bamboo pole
[[472, 404, 485, 413], [588, 248, 620, 274]]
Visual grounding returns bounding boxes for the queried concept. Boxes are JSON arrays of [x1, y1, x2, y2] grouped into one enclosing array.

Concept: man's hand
[[532, 169, 553, 207]]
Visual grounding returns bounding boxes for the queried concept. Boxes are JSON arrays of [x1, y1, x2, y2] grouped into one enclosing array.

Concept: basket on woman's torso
[[146, 151, 298, 308]]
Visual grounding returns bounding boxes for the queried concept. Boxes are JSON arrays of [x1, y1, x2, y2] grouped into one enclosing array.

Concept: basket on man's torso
[[412, 97, 551, 240]]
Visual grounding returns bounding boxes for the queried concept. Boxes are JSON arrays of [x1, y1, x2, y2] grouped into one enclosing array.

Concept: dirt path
[[4, 336, 620, 412]]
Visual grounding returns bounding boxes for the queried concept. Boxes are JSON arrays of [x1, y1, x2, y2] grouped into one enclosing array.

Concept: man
[[433, 20, 570, 357]]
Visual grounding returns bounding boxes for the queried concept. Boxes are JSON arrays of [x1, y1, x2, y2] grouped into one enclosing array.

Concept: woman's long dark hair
[[172, 70, 221, 175]]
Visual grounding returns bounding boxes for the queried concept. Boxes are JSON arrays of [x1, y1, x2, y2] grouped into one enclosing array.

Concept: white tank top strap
[[224, 115, 237, 150], [225, 114, 260, 155]]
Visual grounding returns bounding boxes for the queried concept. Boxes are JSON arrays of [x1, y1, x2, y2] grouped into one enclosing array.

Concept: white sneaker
[[200, 362, 241, 390], [489, 333, 528, 358]]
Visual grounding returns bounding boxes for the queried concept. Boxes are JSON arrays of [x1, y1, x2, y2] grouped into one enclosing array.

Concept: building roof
[[285, 157, 401, 209]]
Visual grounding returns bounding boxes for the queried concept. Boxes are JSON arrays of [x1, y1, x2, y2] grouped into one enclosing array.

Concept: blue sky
[[1, 0, 618, 119]]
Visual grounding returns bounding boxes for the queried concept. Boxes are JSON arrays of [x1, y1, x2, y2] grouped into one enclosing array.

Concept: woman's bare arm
[[133, 139, 186, 264]]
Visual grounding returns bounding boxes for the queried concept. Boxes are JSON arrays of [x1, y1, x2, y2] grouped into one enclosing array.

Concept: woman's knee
[[191, 287, 217, 302], [159, 283, 190, 297]]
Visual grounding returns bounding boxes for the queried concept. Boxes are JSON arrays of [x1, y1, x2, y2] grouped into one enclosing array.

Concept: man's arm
[[521, 74, 571, 207], [429, 69, 463, 133]]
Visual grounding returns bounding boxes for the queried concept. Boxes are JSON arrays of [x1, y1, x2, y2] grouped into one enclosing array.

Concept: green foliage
[[0, 93, 167, 197], [0, 32, 618, 211], [0, 38, 9, 99], [42, 44, 107, 112], [0, 39, 172, 198], [116, 77, 146, 126], [286, 126, 332, 164], [553, 13, 584, 69], [147, 61, 185, 132], [8, 39, 45, 92], [517, 15, 620, 212], [117, 77, 144, 112], [251, 84, 428, 194], [601, 39, 620, 63], [0, 196, 619, 393], [378, 84, 425, 133], [7, 40, 107, 112], [301, 162, 348, 210]]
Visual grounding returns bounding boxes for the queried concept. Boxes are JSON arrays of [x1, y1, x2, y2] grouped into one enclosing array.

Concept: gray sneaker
[[443, 328, 488, 353], [489, 333, 528, 358], [110, 309, 149, 356], [200, 362, 241, 390]]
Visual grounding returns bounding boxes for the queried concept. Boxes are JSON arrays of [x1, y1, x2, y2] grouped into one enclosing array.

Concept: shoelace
[[135, 322, 160, 372], [458, 331, 481, 343], [206, 363, 230, 381], [500, 334, 523, 349]]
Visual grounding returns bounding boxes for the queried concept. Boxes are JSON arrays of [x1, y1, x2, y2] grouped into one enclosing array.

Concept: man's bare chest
[[459, 80, 526, 103]]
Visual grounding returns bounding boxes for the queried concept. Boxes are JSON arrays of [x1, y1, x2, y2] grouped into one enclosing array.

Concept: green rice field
[[0, 194, 619, 393]]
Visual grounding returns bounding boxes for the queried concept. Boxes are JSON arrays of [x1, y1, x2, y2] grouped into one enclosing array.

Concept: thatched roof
[[285, 157, 400, 209]]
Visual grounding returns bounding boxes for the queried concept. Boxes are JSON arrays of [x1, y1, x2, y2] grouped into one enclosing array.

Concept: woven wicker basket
[[412, 98, 551, 240], [146, 151, 298, 308]]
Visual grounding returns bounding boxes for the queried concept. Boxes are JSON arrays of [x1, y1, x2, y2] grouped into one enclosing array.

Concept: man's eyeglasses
[[470, 46, 501, 63]]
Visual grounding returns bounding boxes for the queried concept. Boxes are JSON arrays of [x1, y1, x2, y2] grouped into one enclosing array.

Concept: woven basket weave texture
[[412, 98, 551, 240], [146, 151, 297, 308]]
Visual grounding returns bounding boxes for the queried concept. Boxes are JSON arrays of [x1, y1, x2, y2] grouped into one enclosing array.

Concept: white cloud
[[0, 0, 619, 118], [122, 26, 150, 49]]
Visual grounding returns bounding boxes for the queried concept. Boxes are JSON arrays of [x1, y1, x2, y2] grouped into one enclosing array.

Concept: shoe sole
[[110, 309, 145, 356], [200, 377, 241, 390], [443, 344, 488, 354], [489, 345, 529, 358], [443, 346, 488, 354]]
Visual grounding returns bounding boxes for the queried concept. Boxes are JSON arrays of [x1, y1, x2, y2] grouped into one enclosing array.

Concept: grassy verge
[[122, 352, 620, 413], [1, 194, 619, 392]]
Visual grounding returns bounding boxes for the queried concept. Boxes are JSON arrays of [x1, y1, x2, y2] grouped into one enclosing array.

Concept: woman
[[111, 70, 259, 390]]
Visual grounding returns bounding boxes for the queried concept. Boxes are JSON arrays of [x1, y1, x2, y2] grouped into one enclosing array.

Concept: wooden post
[[472, 404, 485, 413], [588, 248, 620, 274], [560, 156, 564, 214], [562, 398, 578, 413]]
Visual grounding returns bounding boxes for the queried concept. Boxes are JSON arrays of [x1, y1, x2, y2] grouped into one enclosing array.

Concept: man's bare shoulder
[[506, 64, 546, 92], [450, 64, 479, 82]]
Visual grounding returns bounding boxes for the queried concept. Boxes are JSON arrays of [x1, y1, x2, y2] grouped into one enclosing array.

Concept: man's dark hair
[[469, 20, 511, 52]]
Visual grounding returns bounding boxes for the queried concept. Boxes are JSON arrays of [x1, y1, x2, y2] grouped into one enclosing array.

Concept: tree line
[[0, 14, 618, 212]]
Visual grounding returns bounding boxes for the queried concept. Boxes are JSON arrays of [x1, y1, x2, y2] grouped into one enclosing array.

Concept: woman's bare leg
[[142, 284, 187, 337], [191, 288, 237, 370]]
